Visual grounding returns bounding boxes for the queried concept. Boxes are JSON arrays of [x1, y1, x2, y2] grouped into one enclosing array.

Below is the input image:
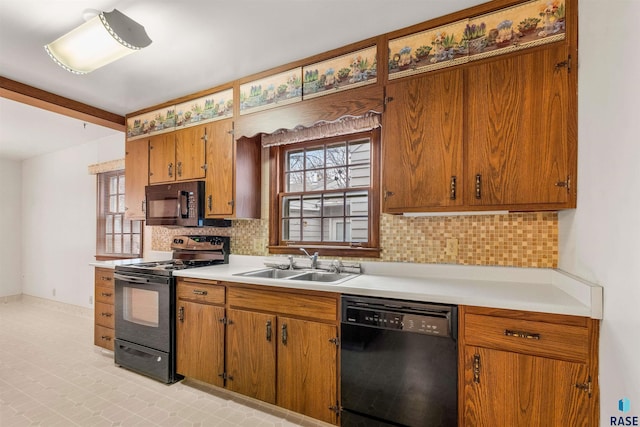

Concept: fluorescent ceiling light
[[45, 9, 152, 75]]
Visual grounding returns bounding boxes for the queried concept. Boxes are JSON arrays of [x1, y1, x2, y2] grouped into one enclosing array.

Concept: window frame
[[268, 129, 380, 258], [96, 170, 143, 260]]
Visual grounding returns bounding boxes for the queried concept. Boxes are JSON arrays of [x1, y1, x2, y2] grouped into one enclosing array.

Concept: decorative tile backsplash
[[152, 212, 557, 268]]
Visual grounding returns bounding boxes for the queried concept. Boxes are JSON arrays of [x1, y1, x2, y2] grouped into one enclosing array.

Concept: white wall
[[21, 133, 124, 308], [559, 0, 640, 423], [0, 158, 23, 297]]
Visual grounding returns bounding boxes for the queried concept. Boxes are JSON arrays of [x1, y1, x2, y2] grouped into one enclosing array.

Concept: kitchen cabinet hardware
[[266, 320, 272, 342], [475, 174, 482, 199], [207, 195, 212, 211], [100, 276, 112, 281], [281, 324, 288, 345], [178, 306, 184, 322], [473, 353, 481, 383], [100, 292, 112, 297], [100, 312, 112, 317], [555, 175, 571, 193], [218, 372, 233, 380], [450, 176, 457, 200], [329, 404, 340, 415], [177, 161, 182, 177], [329, 337, 339, 346], [504, 329, 541, 340], [219, 317, 231, 324], [575, 377, 593, 397], [101, 335, 112, 341], [168, 162, 173, 178], [555, 56, 571, 72], [383, 190, 395, 201], [192, 289, 208, 296]]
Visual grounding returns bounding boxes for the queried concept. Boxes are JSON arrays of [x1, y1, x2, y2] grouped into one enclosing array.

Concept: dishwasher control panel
[[342, 299, 454, 337]]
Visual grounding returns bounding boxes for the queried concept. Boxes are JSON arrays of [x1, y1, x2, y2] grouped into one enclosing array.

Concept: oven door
[[114, 272, 173, 352]]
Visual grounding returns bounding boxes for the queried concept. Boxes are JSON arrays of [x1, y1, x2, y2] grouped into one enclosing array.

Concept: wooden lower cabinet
[[175, 279, 225, 386], [173, 283, 340, 425], [459, 306, 599, 426], [94, 268, 115, 351], [226, 308, 277, 403]]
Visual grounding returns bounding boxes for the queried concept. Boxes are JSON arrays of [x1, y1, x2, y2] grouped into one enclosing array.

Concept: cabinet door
[[148, 133, 176, 184], [462, 346, 591, 426], [175, 125, 207, 181], [205, 119, 234, 217], [277, 317, 338, 424], [124, 138, 149, 219], [226, 309, 276, 404], [382, 69, 464, 212], [465, 45, 573, 208], [175, 300, 225, 386]]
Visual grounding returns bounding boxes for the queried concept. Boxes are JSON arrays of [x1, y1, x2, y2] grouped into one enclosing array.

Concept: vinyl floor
[[0, 297, 333, 427]]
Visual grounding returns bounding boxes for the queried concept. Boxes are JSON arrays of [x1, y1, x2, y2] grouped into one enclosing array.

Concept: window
[[96, 171, 142, 259], [269, 130, 380, 257]]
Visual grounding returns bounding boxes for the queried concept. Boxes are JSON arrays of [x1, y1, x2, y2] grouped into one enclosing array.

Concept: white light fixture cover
[[45, 9, 152, 74]]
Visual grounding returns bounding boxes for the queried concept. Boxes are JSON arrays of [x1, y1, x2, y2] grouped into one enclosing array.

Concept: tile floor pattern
[[0, 298, 334, 427]]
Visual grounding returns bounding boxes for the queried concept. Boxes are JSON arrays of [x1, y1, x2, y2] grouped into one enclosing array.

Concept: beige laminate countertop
[[92, 254, 603, 319]]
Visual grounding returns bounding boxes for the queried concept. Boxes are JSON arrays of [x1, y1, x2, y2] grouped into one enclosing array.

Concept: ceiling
[[0, 0, 486, 160]]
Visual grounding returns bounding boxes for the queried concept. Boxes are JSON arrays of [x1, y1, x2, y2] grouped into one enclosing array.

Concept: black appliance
[[114, 235, 229, 383], [340, 295, 458, 427], [145, 180, 231, 227]]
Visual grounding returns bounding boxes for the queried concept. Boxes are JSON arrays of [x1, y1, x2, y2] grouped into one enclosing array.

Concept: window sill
[[268, 245, 380, 259]]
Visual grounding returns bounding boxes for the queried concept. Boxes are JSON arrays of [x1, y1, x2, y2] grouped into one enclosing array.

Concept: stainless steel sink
[[290, 271, 347, 282], [233, 268, 358, 284], [235, 268, 305, 279]]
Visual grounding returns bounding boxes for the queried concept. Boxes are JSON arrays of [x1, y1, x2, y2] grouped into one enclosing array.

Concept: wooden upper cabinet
[[205, 120, 261, 219], [148, 124, 206, 184], [175, 125, 207, 181], [382, 69, 464, 213], [465, 44, 575, 209], [124, 139, 149, 219], [148, 133, 175, 184], [205, 119, 234, 217]]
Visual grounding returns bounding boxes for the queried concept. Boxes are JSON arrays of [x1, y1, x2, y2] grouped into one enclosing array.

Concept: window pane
[[106, 215, 113, 233], [346, 192, 369, 216], [305, 148, 324, 169], [109, 176, 118, 194], [287, 150, 304, 172], [323, 218, 347, 242], [349, 140, 370, 164], [348, 164, 371, 188], [305, 170, 324, 191], [114, 215, 122, 233], [326, 167, 347, 190], [282, 218, 301, 241], [105, 236, 113, 253], [302, 194, 321, 218], [118, 175, 125, 193], [302, 218, 321, 241], [351, 217, 369, 242], [109, 195, 117, 213], [326, 143, 346, 167], [118, 195, 125, 213], [283, 196, 301, 218], [286, 171, 304, 192], [322, 193, 344, 217], [132, 221, 141, 233], [123, 220, 131, 234], [114, 236, 122, 253], [123, 236, 131, 254], [132, 234, 141, 255]]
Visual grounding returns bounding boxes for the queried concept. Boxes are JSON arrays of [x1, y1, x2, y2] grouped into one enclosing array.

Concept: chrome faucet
[[287, 255, 295, 270], [299, 248, 319, 269]]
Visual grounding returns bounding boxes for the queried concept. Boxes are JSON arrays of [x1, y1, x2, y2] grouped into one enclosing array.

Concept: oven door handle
[[114, 273, 155, 284]]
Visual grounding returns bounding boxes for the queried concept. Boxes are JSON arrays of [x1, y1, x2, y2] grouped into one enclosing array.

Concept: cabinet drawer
[[95, 302, 114, 329], [228, 287, 337, 322], [94, 268, 114, 288], [94, 324, 115, 351], [95, 284, 115, 304], [464, 313, 589, 363], [177, 281, 225, 305]]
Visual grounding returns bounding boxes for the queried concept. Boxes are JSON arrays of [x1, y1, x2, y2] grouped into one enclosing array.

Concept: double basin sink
[[234, 267, 358, 284]]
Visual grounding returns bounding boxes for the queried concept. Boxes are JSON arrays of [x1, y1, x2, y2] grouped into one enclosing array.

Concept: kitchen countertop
[[92, 254, 603, 319]]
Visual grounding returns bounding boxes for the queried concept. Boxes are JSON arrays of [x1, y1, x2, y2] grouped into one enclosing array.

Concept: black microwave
[[145, 181, 230, 227]]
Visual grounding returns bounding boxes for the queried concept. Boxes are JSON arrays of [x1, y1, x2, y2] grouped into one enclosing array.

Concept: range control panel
[[343, 306, 451, 336]]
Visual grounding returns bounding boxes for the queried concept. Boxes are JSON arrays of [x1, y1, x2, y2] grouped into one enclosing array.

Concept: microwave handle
[[178, 190, 191, 218]]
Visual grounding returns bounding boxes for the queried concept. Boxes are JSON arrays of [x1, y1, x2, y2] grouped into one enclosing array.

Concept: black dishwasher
[[340, 295, 458, 427]]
